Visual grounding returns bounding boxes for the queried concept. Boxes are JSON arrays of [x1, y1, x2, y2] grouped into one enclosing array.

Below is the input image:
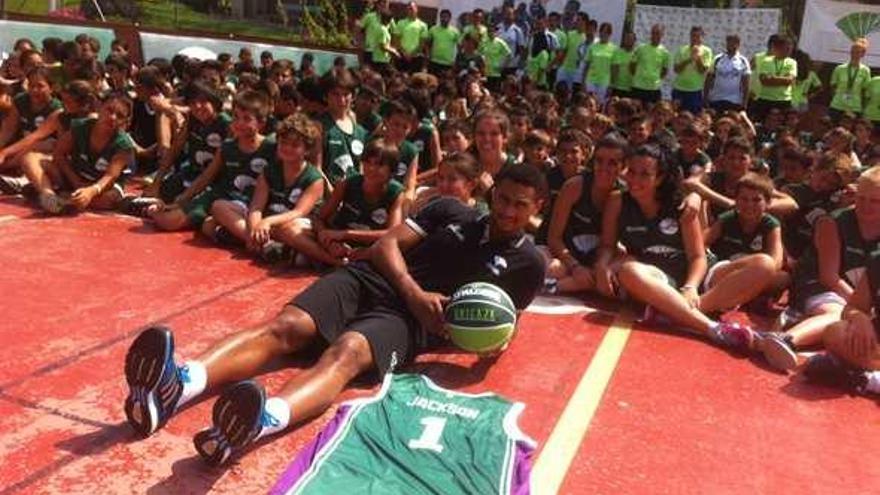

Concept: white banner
[[634, 5, 780, 61], [634, 5, 780, 97], [435, 0, 627, 44], [800, 0, 880, 66]]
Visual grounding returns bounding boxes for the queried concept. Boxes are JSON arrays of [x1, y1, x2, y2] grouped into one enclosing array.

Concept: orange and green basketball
[[444, 282, 517, 353]]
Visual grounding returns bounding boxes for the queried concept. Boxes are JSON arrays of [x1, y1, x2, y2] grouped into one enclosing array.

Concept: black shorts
[[289, 268, 418, 377], [631, 88, 662, 105], [709, 100, 745, 113]]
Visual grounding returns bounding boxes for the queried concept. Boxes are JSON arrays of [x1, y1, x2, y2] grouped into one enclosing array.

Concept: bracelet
[[680, 285, 697, 292]]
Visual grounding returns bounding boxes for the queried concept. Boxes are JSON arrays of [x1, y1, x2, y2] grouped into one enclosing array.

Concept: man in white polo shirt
[[706, 34, 751, 112], [497, 4, 526, 78]]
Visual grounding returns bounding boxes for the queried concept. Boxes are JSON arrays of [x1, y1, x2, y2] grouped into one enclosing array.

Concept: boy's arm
[[264, 179, 325, 227], [53, 130, 84, 189], [70, 149, 130, 208], [0, 105, 21, 148], [342, 192, 405, 244], [814, 216, 852, 298], [0, 109, 62, 162]]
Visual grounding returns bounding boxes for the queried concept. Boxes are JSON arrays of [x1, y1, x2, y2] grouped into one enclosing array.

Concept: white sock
[[177, 360, 208, 408], [865, 371, 880, 394], [257, 397, 291, 440]]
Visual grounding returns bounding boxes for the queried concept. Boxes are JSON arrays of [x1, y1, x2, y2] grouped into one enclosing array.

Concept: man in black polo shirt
[[121, 164, 547, 466]]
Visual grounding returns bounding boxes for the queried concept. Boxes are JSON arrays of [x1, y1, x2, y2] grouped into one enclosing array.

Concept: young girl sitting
[[595, 144, 767, 353], [29, 94, 134, 214], [412, 151, 483, 214]]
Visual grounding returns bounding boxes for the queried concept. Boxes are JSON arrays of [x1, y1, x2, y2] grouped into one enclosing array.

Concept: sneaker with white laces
[[757, 332, 799, 371], [0, 175, 31, 196]]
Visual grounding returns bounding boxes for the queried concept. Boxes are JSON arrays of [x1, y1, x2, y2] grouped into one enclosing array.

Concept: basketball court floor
[[0, 196, 877, 494]]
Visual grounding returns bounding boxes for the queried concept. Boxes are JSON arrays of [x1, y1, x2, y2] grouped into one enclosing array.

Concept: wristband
[[680, 285, 697, 292]]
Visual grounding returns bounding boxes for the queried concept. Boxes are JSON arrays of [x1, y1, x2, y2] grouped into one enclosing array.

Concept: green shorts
[[182, 188, 219, 227]]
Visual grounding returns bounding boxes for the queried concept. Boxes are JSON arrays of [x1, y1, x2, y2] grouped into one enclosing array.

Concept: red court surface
[[0, 196, 877, 494]]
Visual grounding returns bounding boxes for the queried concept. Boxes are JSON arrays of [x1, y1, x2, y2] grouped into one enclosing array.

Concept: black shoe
[[213, 226, 239, 246], [260, 241, 289, 264], [803, 354, 868, 394], [193, 380, 267, 466], [0, 175, 30, 195], [120, 196, 162, 218], [124, 326, 183, 437]]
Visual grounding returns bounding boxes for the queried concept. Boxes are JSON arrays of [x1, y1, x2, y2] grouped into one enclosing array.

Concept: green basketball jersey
[[391, 139, 420, 183], [13, 92, 62, 136], [263, 161, 323, 215], [867, 240, 880, 315], [271, 373, 535, 495], [69, 117, 135, 183], [411, 118, 436, 174], [179, 112, 232, 184], [213, 135, 277, 204], [711, 211, 780, 261], [320, 113, 368, 185], [331, 174, 404, 232], [793, 207, 870, 296]]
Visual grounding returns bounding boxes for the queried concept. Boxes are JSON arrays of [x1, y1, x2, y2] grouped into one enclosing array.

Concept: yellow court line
[[531, 312, 634, 495]]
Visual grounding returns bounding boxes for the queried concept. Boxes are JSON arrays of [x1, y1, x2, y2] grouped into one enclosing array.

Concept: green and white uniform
[[331, 174, 404, 233], [263, 161, 323, 215], [781, 183, 834, 259], [13, 92, 62, 137], [270, 373, 535, 495], [791, 207, 869, 310], [68, 117, 134, 190], [321, 114, 368, 185], [710, 210, 780, 261], [410, 117, 436, 174], [161, 112, 232, 202], [390, 139, 420, 183], [863, 76, 880, 123]]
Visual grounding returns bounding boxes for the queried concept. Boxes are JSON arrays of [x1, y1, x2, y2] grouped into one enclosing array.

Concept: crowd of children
[[0, 4, 878, 404]]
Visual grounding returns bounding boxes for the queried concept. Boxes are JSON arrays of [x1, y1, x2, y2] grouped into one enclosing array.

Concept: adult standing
[[393, 2, 429, 73], [481, 25, 514, 91], [705, 35, 751, 112], [463, 9, 489, 48], [828, 38, 871, 120], [427, 9, 460, 76], [555, 12, 589, 91], [496, 5, 526, 79], [611, 30, 637, 99], [584, 22, 617, 105], [753, 35, 797, 121], [672, 26, 713, 113], [630, 24, 670, 106]]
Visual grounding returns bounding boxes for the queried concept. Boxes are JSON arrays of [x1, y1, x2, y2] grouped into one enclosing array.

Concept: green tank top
[[69, 117, 135, 183], [180, 112, 232, 183], [331, 174, 404, 231], [793, 207, 869, 292], [782, 183, 834, 259], [263, 161, 323, 215], [618, 192, 687, 268], [711, 211, 780, 261], [320, 113, 368, 185], [273, 373, 535, 495], [391, 139, 420, 183], [214, 135, 277, 203], [13, 92, 62, 136], [563, 174, 623, 263]]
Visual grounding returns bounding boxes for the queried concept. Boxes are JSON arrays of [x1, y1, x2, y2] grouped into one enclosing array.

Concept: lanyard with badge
[[844, 64, 860, 105]]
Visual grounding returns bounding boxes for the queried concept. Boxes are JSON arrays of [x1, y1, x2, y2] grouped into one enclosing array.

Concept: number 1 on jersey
[[407, 416, 447, 453]]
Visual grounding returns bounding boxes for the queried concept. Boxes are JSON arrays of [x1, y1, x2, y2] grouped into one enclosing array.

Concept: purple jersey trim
[[269, 404, 354, 495], [511, 440, 534, 495]]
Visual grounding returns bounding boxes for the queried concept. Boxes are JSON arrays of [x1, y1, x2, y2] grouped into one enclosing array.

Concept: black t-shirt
[[346, 197, 545, 311]]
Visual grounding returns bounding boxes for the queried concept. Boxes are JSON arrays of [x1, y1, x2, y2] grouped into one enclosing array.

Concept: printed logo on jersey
[[288, 188, 303, 204], [446, 224, 465, 241], [250, 157, 269, 173], [351, 139, 365, 156], [659, 218, 679, 235], [645, 245, 681, 256], [486, 255, 508, 276], [206, 133, 223, 148], [414, 140, 425, 152], [750, 236, 763, 251], [572, 234, 599, 254], [371, 208, 388, 225], [335, 154, 354, 172], [396, 162, 408, 178], [625, 225, 648, 233], [845, 267, 866, 286], [195, 150, 214, 166], [234, 174, 256, 191], [34, 116, 46, 127], [95, 157, 110, 171]]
